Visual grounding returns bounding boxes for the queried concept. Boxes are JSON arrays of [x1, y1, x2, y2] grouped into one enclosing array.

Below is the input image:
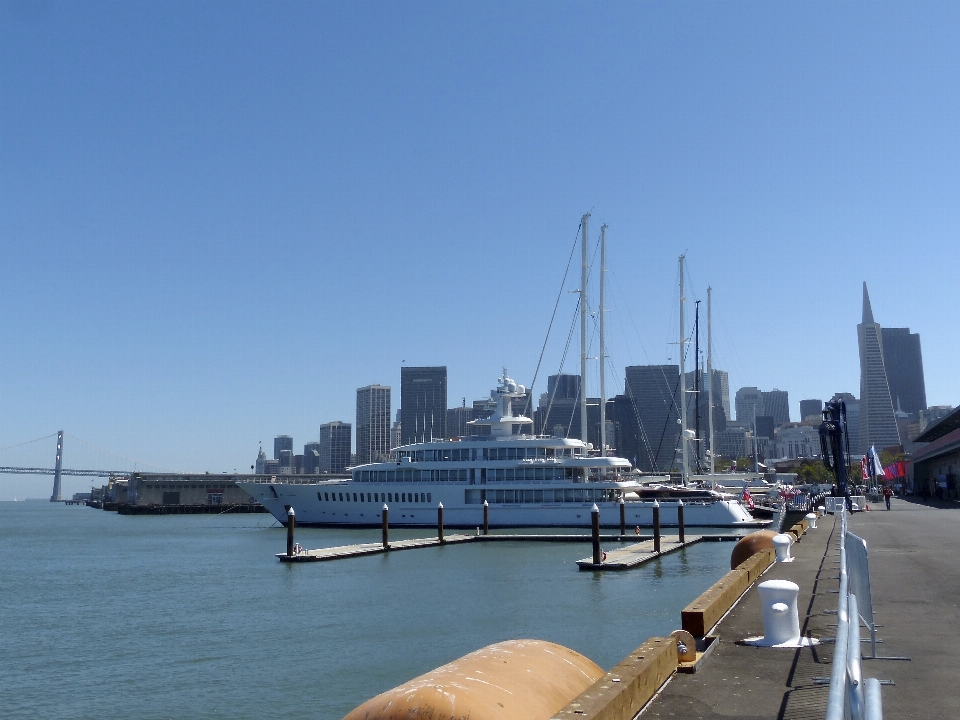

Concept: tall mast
[[580, 213, 590, 448], [679, 255, 689, 485], [599, 224, 607, 458], [707, 287, 716, 475], [694, 300, 701, 472]]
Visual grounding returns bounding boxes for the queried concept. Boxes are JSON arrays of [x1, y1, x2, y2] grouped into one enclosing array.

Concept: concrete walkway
[[641, 497, 958, 719]]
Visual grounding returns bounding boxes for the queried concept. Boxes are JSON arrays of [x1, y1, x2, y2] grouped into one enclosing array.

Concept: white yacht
[[239, 372, 762, 528]]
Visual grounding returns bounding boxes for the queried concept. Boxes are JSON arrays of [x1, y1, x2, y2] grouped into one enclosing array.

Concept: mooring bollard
[[591, 503, 601, 565], [619, 497, 625, 536], [653, 500, 661, 553], [437, 502, 444, 543], [483, 499, 489, 536], [286, 506, 295, 557], [806, 512, 818, 529], [757, 579, 801, 645], [677, 499, 685, 544], [773, 533, 794, 562], [382, 504, 389, 549]]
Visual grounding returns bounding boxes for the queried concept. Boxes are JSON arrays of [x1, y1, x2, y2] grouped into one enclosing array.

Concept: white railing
[[823, 496, 867, 514], [825, 508, 883, 720]]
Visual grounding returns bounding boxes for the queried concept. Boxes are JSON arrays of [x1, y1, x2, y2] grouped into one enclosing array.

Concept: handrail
[[825, 507, 883, 720]]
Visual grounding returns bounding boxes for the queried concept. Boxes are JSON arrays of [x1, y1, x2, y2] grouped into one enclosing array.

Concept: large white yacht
[[239, 372, 761, 528]]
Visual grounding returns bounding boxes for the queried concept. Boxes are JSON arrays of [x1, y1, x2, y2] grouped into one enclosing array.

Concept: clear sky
[[2, 1, 958, 499]]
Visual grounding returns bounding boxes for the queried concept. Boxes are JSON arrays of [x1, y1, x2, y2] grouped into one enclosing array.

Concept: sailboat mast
[[707, 286, 716, 475], [580, 213, 590, 448], [695, 300, 701, 472], [599, 224, 607, 458], [679, 255, 689, 485]]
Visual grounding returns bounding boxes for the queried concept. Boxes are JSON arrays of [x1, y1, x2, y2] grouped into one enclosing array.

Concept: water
[[1, 502, 739, 719]]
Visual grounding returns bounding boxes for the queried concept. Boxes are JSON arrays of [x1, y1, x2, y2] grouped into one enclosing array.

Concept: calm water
[[0, 502, 739, 719]]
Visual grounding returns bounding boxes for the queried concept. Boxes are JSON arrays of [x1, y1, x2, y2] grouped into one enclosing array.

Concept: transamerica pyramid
[[857, 282, 901, 451]]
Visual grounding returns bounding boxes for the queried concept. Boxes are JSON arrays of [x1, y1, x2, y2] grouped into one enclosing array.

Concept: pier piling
[[653, 500, 661, 553], [286, 506, 295, 557], [437, 502, 444, 543], [483, 499, 489, 535], [678, 499, 685, 544], [381, 504, 389, 549], [619, 497, 626, 536], [591, 503, 601, 565]]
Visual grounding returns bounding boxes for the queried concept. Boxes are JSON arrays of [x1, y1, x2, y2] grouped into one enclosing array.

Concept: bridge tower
[[50, 431, 63, 502]]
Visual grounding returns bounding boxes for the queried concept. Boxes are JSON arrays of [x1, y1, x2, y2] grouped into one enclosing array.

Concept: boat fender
[[730, 530, 778, 570]]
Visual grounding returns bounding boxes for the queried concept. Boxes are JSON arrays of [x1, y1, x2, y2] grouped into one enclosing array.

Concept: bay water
[[1, 501, 740, 719]]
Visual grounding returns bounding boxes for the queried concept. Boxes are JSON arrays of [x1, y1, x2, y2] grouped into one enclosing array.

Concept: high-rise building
[[278, 449, 293, 474], [302, 442, 320, 474], [356, 384, 392, 465], [319, 421, 352, 474], [390, 410, 402, 450], [446, 405, 474, 438], [274, 435, 293, 460], [254, 448, 267, 474], [755, 416, 775, 442], [858, 283, 901, 449], [623, 365, 680, 473], [761, 390, 790, 426], [735, 387, 762, 424], [881, 327, 927, 418], [830, 392, 863, 456], [800, 399, 823, 422], [400, 366, 447, 444]]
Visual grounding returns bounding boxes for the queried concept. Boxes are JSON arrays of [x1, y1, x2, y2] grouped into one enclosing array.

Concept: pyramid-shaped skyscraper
[[857, 283, 901, 451]]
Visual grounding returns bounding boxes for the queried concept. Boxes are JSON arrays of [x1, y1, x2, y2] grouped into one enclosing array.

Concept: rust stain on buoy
[[341, 639, 603, 720]]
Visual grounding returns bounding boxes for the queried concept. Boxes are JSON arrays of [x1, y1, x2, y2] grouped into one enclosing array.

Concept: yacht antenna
[[599, 223, 608, 459], [679, 255, 689, 486], [580, 213, 590, 448], [707, 287, 716, 475]]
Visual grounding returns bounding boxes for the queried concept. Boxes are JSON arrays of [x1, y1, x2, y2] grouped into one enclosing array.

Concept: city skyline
[[3, 2, 959, 499]]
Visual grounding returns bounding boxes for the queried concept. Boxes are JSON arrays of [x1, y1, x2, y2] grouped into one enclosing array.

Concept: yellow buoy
[[342, 639, 604, 720]]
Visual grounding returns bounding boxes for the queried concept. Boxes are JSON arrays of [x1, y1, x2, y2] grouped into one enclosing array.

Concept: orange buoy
[[341, 639, 604, 720], [730, 530, 778, 569]]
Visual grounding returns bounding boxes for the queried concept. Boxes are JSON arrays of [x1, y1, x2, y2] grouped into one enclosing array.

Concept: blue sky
[[2, 1, 958, 499]]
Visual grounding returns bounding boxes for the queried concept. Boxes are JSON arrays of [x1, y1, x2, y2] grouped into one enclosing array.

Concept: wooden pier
[[278, 534, 475, 562], [576, 535, 702, 570]]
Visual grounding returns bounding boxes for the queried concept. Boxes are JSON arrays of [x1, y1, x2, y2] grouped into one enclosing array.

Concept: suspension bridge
[[0, 431, 180, 501]]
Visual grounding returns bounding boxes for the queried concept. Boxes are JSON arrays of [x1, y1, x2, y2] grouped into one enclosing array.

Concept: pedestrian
[[883, 485, 892, 510]]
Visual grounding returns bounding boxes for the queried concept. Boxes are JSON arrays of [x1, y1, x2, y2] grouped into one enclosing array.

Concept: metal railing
[[825, 507, 883, 720]]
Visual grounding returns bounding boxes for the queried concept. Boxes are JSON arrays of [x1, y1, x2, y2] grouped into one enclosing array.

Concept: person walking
[[883, 484, 893, 510]]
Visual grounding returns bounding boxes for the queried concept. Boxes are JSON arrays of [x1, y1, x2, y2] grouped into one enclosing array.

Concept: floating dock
[[575, 535, 701, 570]]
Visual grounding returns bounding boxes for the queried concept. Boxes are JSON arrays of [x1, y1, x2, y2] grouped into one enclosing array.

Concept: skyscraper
[[319, 421, 352, 474], [761, 390, 790, 426], [356, 384, 392, 464], [400, 366, 447, 444], [880, 327, 927, 418], [858, 283, 901, 449], [735, 387, 762, 424], [623, 365, 681, 473], [800, 399, 823, 422], [274, 435, 293, 460]]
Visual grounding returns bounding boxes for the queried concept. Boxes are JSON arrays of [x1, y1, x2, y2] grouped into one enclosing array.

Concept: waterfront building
[[714, 428, 748, 460], [881, 326, 927, 418], [356, 384, 392, 464], [858, 283, 901, 450], [319, 421, 352, 473], [623, 365, 680, 473], [773, 424, 821, 460], [400, 366, 448, 444], [800, 399, 823, 422], [920, 406, 954, 433], [274, 435, 293, 460]]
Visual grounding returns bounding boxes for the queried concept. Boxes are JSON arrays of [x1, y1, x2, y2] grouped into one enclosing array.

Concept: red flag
[[740, 488, 755, 510], [861, 456, 869, 481]]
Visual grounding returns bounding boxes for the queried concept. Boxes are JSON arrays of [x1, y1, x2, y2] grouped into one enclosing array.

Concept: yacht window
[[427, 493, 432, 502], [374, 493, 378, 502], [534, 489, 543, 502], [523, 490, 535, 503], [402, 493, 406, 502]]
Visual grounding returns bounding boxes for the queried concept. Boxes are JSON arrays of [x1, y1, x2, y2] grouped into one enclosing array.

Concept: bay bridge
[[0, 431, 180, 501]]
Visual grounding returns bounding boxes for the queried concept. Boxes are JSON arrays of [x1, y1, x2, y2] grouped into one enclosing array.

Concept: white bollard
[[773, 533, 794, 563], [805, 512, 818, 529], [817, 505, 825, 515], [758, 580, 800, 645]]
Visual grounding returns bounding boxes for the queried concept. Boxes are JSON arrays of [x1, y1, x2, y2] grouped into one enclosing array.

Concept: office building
[[303, 442, 320, 475], [400, 366, 447, 444], [857, 283, 901, 450], [735, 387, 763, 424], [622, 365, 681, 473], [881, 327, 927, 418], [800, 399, 823, 422], [447, 405, 474, 438], [274, 435, 293, 460], [773, 424, 821, 460], [761, 390, 790, 426], [356, 384, 392, 465], [319, 421, 352, 474]]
